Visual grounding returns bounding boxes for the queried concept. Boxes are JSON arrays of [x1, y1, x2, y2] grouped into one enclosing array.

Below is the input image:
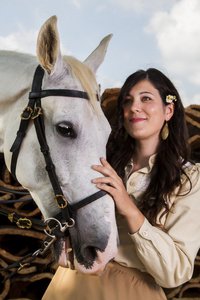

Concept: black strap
[[30, 68, 73, 223], [0, 208, 46, 230], [0, 252, 38, 283], [10, 65, 45, 179], [70, 190, 107, 212], [29, 89, 90, 100], [53, 190, 107, 222]]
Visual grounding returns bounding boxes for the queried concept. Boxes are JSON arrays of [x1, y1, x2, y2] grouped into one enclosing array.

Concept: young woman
[[43, 68, 200, 300]]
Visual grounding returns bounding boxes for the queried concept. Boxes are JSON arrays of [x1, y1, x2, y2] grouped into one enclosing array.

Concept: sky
[[0, 0, 200, 107]]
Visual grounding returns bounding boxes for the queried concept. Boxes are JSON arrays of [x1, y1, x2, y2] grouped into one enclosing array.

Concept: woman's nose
[[130, 100, 142, 112]]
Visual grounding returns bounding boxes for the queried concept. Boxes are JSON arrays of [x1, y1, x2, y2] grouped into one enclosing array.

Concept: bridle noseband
[[2, 65, 107, 280]]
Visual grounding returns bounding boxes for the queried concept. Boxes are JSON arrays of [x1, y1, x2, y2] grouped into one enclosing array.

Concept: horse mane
[[63, 56, 100, 113]]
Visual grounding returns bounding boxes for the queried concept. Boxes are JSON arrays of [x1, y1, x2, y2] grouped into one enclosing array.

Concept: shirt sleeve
[[129, 164, 200, 288]]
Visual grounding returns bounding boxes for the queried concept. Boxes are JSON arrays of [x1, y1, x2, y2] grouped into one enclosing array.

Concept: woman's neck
[[132, 138, 158, 171]]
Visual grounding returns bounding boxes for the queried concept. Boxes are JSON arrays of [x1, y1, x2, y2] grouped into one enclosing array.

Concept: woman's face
[[123, 79, 173, 144]]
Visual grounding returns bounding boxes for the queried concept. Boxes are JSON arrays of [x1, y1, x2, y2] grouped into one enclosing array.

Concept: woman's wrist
[[125, 208, 145, 234]]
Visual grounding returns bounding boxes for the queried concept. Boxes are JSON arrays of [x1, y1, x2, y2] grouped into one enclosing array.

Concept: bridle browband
[[2, 65, 107, 281]]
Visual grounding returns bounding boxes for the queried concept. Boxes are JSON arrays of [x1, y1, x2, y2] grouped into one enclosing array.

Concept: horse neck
[[0, 51, 38, 101], [0, 51, 38, 118]]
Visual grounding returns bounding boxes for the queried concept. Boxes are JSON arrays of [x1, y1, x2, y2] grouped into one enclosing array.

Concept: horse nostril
[[82, 246, 98, 265]]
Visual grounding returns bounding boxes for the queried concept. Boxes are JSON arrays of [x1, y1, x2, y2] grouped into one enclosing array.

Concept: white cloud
[[146, 0, 200, 87], [191, 93, 200, 105], [0, 26, 38, 54], [0, 25, 72, 57], [110, 0, 177, 13], [71, 0, 81, 9], [96, 73, 122, 95]]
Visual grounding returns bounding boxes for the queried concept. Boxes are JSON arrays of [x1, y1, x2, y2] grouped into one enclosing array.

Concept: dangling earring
[[161, 122, 169, 140]]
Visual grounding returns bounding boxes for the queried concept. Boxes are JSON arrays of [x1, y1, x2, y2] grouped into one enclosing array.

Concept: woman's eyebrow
[[140, 91, 153, 95]]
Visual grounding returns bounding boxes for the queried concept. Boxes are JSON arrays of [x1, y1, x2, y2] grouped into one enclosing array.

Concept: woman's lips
[[129, 118, 146, 123]]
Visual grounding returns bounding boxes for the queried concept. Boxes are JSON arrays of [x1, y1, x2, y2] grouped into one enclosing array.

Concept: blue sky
[[0, 0, 200, 107]]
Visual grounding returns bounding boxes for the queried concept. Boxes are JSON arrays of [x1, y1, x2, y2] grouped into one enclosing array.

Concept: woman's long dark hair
[[107, 68, 191, 227]]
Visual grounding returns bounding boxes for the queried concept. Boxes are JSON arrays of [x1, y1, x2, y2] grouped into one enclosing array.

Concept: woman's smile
[[129, 117, 147, 123]]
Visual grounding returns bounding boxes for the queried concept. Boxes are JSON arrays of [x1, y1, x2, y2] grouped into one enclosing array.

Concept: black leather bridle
[[10, 64, 106, 223], [1, 65, 107, 281]]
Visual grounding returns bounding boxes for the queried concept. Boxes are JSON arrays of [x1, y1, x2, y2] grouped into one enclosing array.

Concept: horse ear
[[84, 34, 113, 74], [37, 15, 61, 74]]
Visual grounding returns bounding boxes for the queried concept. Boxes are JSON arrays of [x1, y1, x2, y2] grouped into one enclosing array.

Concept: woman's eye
[[142, 96, 151, 101], [123, 98, 132, 105], [56, 123, 76, 138]]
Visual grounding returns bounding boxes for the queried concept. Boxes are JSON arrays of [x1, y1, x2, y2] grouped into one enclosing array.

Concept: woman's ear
[[165, 102, 175, 121]]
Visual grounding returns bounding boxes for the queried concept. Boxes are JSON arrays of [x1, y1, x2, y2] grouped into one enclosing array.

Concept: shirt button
[[142, 231, 148, 237]]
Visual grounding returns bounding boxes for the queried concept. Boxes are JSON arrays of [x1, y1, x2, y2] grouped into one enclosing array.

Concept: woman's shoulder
[[182, 161, 200, 176], [181, 161, 200, 190]]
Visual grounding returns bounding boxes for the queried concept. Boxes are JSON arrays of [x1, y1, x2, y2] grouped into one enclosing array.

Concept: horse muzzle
[[52, 195, 119, 274]]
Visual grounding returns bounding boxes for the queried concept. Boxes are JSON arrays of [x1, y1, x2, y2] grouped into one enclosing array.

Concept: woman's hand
[[92, 157, 145, 233]]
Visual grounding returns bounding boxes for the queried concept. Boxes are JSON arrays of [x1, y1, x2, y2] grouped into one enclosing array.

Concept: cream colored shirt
[[114, 155, 200, 288]]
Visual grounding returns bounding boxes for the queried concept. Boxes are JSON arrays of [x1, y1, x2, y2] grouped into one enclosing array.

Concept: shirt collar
[[125, 154, 157, 178]]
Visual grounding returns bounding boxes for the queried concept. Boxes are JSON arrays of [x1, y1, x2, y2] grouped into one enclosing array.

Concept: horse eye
[[56, 123, 76, 138]]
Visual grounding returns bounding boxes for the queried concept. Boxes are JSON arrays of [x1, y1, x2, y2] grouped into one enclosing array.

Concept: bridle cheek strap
[[10, 65, 107, 225]]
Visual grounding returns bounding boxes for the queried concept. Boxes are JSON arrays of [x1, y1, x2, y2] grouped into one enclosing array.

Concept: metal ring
[[45, 217, 63, 228], [45, 217, 74, 233], [60, 218, 75, 232], [66, 218, 75, 228], [44, 228, 55, 238], [44, 217, 61, 237]]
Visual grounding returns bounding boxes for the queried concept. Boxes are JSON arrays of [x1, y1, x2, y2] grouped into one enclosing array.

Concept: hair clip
[[166, 95, 177, 103]]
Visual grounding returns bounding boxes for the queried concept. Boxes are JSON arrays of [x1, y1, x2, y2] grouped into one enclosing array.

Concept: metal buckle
[[21, 107, 33, 120], [37, 235, 57, 256], [44, 217, 75, 237], [32, 107, 42, 119], [16, 217, 32, 229], [54, 194, 68, 209]]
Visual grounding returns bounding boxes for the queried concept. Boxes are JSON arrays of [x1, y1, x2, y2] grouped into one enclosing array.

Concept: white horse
[[0, 16, 118, 275]]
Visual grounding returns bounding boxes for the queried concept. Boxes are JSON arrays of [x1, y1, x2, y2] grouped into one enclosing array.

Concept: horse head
[[1, 16, 118, 274]]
